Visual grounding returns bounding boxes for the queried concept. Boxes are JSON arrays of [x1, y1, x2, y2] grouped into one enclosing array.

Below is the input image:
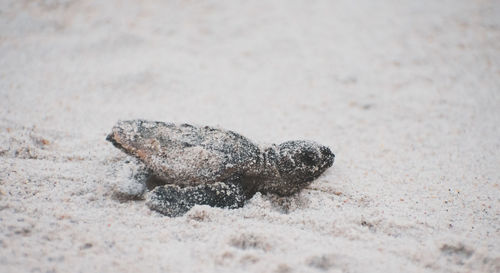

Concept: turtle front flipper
[[145, 182, 246, 217]]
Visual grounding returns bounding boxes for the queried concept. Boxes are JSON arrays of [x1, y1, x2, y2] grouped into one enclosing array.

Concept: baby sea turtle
[[107, 120, 334, 216]]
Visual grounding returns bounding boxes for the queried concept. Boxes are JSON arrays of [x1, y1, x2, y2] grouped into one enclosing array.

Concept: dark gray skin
[[107, 120, 334, 216]]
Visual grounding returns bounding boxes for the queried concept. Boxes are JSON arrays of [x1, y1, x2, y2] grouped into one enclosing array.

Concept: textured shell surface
[[107, 120, 261, 187]]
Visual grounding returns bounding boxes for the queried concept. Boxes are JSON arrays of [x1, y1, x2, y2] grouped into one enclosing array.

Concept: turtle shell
[[107, 120, 261, 187]]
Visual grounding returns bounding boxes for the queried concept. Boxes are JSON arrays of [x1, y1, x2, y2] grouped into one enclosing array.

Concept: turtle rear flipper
[[110, 157, 151, 201], [145, 182, 246, 217]]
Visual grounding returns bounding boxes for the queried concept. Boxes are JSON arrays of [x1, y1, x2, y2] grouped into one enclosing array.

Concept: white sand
[[1, 0, 499, 272]]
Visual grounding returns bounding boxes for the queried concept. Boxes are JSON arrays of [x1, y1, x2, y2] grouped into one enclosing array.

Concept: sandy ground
[[1, 0, 499, 272]]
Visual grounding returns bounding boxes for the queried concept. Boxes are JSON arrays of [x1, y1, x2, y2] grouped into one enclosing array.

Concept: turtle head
[[275, 140, 334, 194]]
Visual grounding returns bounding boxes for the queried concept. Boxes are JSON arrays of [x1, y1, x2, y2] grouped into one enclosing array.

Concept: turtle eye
[[302, 153, 315, 166], [298, 150, 319, 167]]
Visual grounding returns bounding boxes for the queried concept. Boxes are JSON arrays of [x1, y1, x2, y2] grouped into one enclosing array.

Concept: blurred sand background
[[1, 0, 499, 272]]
